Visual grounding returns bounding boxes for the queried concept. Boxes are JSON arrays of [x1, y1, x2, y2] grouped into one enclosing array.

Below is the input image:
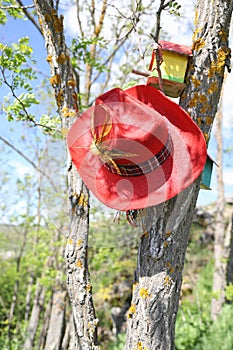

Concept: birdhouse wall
[[200, 157, 214, 190], [151, 52, 189, 83]]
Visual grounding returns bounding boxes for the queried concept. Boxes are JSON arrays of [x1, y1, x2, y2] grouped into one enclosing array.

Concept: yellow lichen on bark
[[67, 238, 73, 245], [50, 74, 61, 85], [194, 8, 199, 26], [76, 259, 83, 268], [204, 132, 209, 143], [44, 13, 52, 22], [190, 76, 201, 88], [192, 37, 206, 51], [77, 239, 83, 247], [52, 12, 64, 33], [56, 89, 64, 107], [139, 288, 149, 298], [68, 79, 76, 88], [57, 53, 69, 64], [78, 193, 89, 207], [164, 275, 171, 286], [197, 117, 202, 126], [46, 54, 53, 63], [188, 92, 199, 108], [165, 261, 171, 268], [169, 267, 175, 274], [200, 106, 207, 114], [61, 107, 76, 118], [208, 47, 230, 78], [206, 116, 213, 125], [219, 28, 228, 42], [134, 342, 148, 350], [208, 81, 218, 94], [165, 231, 171, 237], [128, 303, 137, 318], [86, 284, 92, 293], [217, 47, 231, 71]]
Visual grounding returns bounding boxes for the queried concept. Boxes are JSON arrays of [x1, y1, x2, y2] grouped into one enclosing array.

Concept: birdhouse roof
[[207, 154, 219, 167], [159, 40, 192, 56]]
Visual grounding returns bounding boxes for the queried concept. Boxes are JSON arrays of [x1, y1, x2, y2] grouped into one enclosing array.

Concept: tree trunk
[[33, 1, 99, 348], [37, 293, 53, 350], [8, 225, 29, 337], [33, 0, 233, 349], [226, 214, 233, 285], [44, 290, 67, 350], [211, 85, 226, 320], [61, 313, 74, 350], [125, 0, 233, 348], [23, 282, 46, 350], [125, 186, 200, 349], [25, 274, 34, 322]]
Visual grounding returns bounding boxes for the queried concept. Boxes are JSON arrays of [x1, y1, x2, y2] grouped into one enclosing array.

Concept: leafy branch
[[1, 68, 61, 134], [0, 38, 61, 136]]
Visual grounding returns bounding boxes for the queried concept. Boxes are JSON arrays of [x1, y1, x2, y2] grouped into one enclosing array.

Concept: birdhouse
[[147, 40, 192, 98], [200, 155, 218, 190]]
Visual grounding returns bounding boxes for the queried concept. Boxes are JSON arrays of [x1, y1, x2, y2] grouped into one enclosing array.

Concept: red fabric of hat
[[67, 85, 207, 210]]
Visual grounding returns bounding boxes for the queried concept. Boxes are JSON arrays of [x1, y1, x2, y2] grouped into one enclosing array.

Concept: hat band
[[104, 132, 173, 177]]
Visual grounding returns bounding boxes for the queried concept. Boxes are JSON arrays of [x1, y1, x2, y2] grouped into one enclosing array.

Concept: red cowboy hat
[[67, 85, 207, 210]]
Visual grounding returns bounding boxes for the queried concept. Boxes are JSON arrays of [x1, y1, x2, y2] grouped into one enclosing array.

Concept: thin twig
[[1, 67, 61, 134], [15, 0, 42, 36], [150, 0, 171, 93], [91, 2, 141, 85], [0, 4, 34, 9], [76, 0, 84, 38], [0, 135, 58, 192]]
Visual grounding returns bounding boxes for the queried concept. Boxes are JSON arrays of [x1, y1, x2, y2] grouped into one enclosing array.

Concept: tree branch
[[33, 1, 98, 348], [0, 135, 58, 192], [15, 0, 43, 36], [1, 67, 60, 134], [149, 0, 172, 93]]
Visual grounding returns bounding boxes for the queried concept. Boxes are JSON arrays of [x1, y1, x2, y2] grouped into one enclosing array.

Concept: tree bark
[[25, 274, 34, 322], [23, 282, 46, 350], [37, 294, 53, 350], [33, 1, 99, 348], [125, 0, 233, 348], [226, 214, 233, 285], [44, 290, 67, 350], [33, 0, 233, 349], [211, 84, 226, 320]]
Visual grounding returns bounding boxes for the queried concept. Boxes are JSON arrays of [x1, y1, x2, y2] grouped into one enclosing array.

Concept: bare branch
[[76, 0, 84, 38], [0, 135, 58, 192], [149, 0, 171, 93], [0, 4, 34, 9], [15, 0, 42, 36], [95, 0, 107, 36], [91, 0, 96, 29]]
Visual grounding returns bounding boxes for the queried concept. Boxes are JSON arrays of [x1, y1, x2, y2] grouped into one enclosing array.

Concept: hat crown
[[93, 102, 169, 164], [67, 85, 207, 210]]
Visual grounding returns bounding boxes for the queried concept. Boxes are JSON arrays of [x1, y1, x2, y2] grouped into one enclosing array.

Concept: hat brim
[[68, 85, 207, 210]]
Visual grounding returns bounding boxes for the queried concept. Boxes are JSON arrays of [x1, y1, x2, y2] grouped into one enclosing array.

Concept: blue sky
[[0, 2, 233, 213]]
